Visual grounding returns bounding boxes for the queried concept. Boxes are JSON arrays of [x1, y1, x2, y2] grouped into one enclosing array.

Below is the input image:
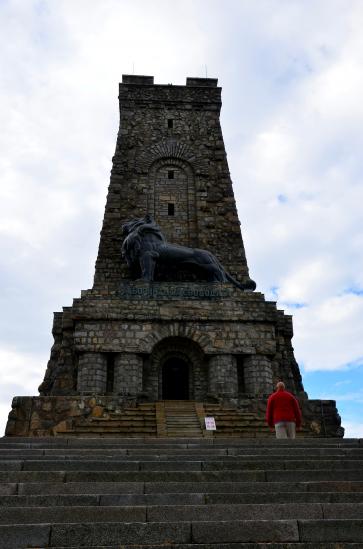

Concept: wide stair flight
[[1, 436, 363, 547]]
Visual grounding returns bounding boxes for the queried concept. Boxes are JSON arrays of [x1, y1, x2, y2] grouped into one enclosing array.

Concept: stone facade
[[35, 281, 303, 401], [5, 75, 343, 437]]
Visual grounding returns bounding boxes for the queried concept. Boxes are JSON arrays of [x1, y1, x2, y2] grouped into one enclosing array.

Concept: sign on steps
[[205, 417, 216, 430]]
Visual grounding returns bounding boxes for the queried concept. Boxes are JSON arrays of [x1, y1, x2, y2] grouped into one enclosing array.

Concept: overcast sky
[[0, 0, 362, 437]]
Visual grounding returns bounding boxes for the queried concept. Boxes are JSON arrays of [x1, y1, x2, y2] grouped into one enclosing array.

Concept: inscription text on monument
[[119, 282, 232, 300]]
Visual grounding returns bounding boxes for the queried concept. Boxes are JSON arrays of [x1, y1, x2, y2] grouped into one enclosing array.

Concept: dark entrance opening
[[162, 357, 189, 400]]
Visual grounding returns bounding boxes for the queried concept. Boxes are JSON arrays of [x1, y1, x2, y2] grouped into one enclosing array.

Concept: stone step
[[2, 491, 363, 508], [165, 411, 199, 415], [165, 427, 202, 431], [27, 542, 362, 549], [127, 412, 154, 416], [1, 459, 363, 471], [213, 423, 270, 428], [147, 502, 363, 521], [2, 519, 363, 547], [2, 442, 361, 452], [2, 452, 353, 461], [165, 418, 200, 422], [68, 425, 157, 431], [164, 401, 197, 405], [11, 480, 363, 496], [1, 435, 359, 442], [166, 420, 201, 425], [0, 441, 360, 450], [2, 502, 363, 524], [1, 436, 360, 446], [0, 470, 266, 482], [70, 425, 158, 430], [165, 425, 201, 429], [164, 424, 202, 428], [2, 447, 363, 457], [164, 420, 200, 424], [104, 418, 157, 423], [0, 505, 147, 524], [110, 409, 156, 414], [0, 493, 204, 507], [165, 423, 202, 437], [203, 492, 363, 504], [164, 431, 205, 435], [84, 420, 157, 425], [2, 468, 363, 483]]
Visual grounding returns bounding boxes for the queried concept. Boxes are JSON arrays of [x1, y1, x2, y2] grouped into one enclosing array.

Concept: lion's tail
[[225, 272, 257, 291]]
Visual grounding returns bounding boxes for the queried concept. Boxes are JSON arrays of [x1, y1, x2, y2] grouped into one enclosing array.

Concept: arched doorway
[[146, 336, 207, 401], [162, 357, 189, 400]]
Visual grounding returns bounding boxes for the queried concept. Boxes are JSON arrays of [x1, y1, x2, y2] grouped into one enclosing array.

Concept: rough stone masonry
[[5, 75, 343, 437]]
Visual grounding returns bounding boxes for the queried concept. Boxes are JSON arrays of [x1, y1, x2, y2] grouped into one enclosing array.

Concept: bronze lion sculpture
[[121, 215, 256, 291]]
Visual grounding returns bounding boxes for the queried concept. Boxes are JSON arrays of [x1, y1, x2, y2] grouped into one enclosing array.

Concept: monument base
[[5, 395, 343, 438]]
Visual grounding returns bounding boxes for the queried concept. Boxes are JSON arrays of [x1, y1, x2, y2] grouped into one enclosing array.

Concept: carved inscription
[[119, 282, 231, 300]]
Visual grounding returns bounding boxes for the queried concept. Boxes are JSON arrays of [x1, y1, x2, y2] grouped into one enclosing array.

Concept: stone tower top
[[122, 74, 154, 85], [121, 75, 218, 88]]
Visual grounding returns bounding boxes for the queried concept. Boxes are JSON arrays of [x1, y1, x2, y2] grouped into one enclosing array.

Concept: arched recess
[[148, 158, 198, 247], [143, 336, 207, 401]]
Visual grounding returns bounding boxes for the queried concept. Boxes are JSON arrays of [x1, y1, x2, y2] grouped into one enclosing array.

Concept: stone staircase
[[203, 403, 313, 438], [57, 403, 157, 437], [1, 436, 363, 547], [8, 398, 341, 438], [204, 403, 271, 437], [159, 401, 204, 437], [57, 401, 279, 439]]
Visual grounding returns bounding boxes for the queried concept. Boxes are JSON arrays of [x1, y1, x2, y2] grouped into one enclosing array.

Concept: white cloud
[[0, 348, 46, 387], [342, 421, 363, 439], [0, 348, 48, 436], [230, 1, 363, 381], [289, 294, 363, 371]]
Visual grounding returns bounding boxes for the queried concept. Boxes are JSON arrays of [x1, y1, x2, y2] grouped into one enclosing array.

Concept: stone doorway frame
[[148, 336, 205, 401]]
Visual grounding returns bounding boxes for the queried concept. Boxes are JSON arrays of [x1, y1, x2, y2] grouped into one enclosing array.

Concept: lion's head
[[121, 214, 165, 274], [121, 214, 154, 237]]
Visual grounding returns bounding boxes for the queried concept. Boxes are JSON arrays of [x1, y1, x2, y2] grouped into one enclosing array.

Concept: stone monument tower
[[5, 75, 343, 437]]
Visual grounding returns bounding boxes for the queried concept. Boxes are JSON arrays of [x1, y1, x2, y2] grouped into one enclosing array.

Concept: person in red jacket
[[266, 381, 302, 439]]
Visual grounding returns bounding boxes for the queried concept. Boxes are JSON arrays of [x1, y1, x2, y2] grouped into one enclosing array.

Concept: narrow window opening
[[167, 119, 173, 129], [168, 203, 175, 216], [106, 354, 115, 393], [168, 170, 174, 179], [236, 356, 245, 394]]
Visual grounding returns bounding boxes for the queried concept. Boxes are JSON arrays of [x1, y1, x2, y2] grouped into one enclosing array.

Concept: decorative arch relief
[[135, 138, 208, 175], [139, 326, 212, 355]]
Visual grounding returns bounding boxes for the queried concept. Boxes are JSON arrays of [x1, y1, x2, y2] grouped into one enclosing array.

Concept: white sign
[[205, 417, 216, 430]]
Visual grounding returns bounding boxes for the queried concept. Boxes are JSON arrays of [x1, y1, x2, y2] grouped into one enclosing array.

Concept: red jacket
[[266, 389, 302, 428]]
